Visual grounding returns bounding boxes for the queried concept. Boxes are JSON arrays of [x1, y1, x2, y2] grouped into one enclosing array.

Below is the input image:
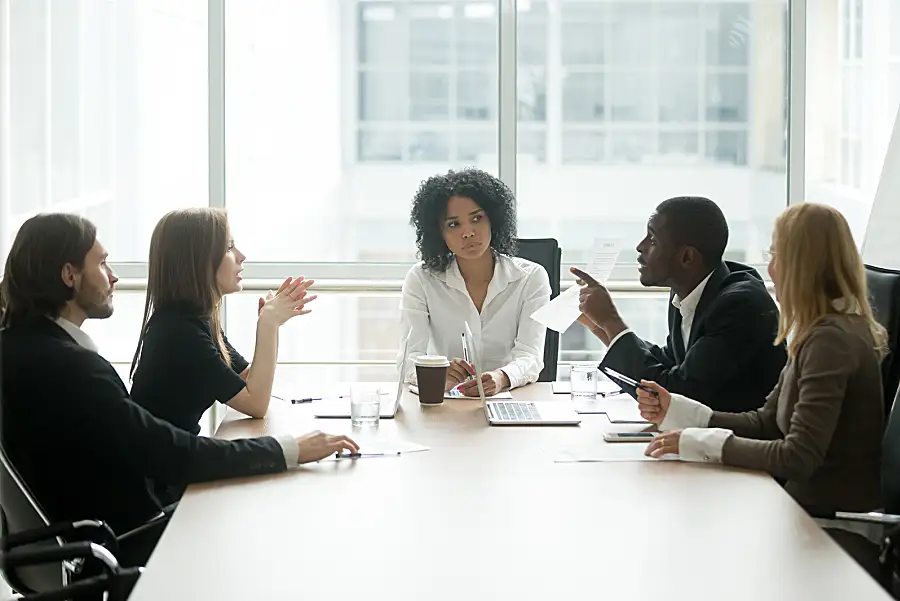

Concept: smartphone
[[601, 367, 659, 396], [603, 432, 656, 443]]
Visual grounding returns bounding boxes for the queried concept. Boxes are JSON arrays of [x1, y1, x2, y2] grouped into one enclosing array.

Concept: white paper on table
[[603, 393, 651, 424], [321, 439, 430, 461], [554, 442, 678, 463], [551, 380, 622, 396], [529, 238, 622, 333], [408, 385, 513, 400]]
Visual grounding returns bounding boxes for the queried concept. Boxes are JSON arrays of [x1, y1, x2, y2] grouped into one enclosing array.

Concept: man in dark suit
[[0, 213, 358, 569], [572, 196, 785, 412]]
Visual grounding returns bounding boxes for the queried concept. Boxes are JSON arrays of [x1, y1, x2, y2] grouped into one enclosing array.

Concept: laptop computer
[[463, 322, 581, 427], [314, 332, 409, 419]]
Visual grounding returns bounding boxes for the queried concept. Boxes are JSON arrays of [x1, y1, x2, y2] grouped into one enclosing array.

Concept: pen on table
[[271, 394, 347, 404], [334, 452, 401, 459]]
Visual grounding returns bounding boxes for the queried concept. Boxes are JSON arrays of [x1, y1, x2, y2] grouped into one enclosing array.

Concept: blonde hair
[[130, 208, 231, 379], [773, 203, 887, 358]]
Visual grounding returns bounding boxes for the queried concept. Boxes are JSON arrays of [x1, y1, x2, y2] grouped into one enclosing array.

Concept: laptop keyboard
[[492, 402, 541, 422]]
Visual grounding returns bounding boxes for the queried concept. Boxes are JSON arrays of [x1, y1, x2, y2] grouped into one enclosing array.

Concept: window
[[0, 0, 208, 262], [805, 0, 900, 242], [518, 0, 786, 267]]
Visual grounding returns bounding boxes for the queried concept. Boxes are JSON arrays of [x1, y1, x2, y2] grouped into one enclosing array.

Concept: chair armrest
[[1, 542, 120, 574], [2, 520, 116, 550], [17, 573, 113, 601], [832, 511, 900, 526], [117, 508, 172, 543]]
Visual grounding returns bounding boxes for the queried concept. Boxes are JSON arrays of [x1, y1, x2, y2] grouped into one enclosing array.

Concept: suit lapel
[[685, 262, 730, 350]]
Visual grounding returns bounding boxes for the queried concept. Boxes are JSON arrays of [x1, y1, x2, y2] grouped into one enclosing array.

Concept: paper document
[[530, 238, 622, 333], [603, 393, 651, 424], [554, 442, 678, 463], [322, 439, 429, 461], [408, 385, 513, 400], [551, 380, 622, 396]]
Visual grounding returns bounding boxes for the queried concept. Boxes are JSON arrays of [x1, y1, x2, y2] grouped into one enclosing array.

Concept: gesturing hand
[[635, 380, 671, 425], [296, 431, 360, 464], [258, 276, 318, 326], [570, 267, 620, 332]]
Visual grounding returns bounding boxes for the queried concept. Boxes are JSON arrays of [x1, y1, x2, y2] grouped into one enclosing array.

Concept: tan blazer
[[710, 313, 884, 512]]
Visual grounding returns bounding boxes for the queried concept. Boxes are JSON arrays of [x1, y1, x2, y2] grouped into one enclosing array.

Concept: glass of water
[[350, 387, 382, 427], [570, 365, 598, 402]]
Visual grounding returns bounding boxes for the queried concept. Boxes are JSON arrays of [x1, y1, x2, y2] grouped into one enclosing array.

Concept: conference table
[[129, 383, 891, 601]]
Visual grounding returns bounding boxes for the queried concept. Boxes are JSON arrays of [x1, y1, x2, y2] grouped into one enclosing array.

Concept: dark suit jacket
[[0, 317, 288, 535], [601, 261, 786, 412]]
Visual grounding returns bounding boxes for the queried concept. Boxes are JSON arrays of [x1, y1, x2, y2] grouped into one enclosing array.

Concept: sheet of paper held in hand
[[530, 238, 622, 333]]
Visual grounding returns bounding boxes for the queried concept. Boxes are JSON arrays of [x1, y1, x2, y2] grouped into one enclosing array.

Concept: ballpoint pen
[[272, 394, 347, 404], [334, 452, 401, 459]]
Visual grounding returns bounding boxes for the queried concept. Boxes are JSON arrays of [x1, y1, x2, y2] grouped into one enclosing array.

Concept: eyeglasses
[[762, 250, 775, 262]]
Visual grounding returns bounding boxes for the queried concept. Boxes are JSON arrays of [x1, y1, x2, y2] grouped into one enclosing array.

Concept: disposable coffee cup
[[414, 355, 450, 405]]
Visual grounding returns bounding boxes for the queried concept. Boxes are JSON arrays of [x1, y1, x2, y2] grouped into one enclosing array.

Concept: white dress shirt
[[606, 271, 714, 352], [51, 317, 300, 466], [399, 254, 551, 389]]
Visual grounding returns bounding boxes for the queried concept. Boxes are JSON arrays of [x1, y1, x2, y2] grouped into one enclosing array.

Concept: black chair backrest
[[882, 386, 900, 514], [865, 265, 900, 413], [515, 238, 561, 382], [0, 328, 67, 593]]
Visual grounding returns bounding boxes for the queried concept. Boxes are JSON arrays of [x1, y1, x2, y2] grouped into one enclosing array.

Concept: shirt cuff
[[660, 394, 713, 431], [679, 427, 732, 463], [606, 328, 632, 350], [274, 434, 299, 467]]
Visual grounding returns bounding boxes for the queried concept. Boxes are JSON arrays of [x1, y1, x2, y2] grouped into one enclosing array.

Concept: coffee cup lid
[[414, 355, 450, 367]]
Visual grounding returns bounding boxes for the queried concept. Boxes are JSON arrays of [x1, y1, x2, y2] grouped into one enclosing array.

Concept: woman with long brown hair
[[129, 208, 316, 439], [636, 202, 886, 509]]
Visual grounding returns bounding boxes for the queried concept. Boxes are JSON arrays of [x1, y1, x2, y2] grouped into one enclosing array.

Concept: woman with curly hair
[[400, 168, 551, 397]]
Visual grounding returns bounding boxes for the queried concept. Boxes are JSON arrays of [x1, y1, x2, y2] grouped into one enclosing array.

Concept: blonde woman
[[637, 203, 886, 514], [129, 208, 317, 436]]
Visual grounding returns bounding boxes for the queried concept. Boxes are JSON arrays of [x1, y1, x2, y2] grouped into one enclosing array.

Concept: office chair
[[809, 385, 900, 596], [516, 238, 561, 382], [866, 265, 900, 414]]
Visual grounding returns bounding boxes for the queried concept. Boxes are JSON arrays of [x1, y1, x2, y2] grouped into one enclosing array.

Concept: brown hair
[[772, 203, 887, 358], [130, 208, 231, 379], [0, 214, 97, 328]]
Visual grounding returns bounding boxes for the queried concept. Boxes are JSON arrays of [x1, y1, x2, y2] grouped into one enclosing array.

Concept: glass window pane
[[358, 3, 404, 66], [458, 71, 495, 120], [705, 131, 748, 166], [705, 74, 748, 122], [609, 73, 654, 122], [518, 0, 547, 66], [457, 3, 496, 66], [225, 0, 497, 264], [608, 3, 656, 67], [706, 3, 751, 67], [458, 129, 497, 162], [359, 129, 403, 161], [657, 3, 701, 66], [563, 131, 606, 162], [659, 72, 699, 122], [3, 0, 208, 262], [410, 72, 450, 120], [408, 131, 449, 161], [560, 2, 607, 65], [518, 129, 546, 163], [660, 132, 699, 157], [518, 67, 547, 121], [610, 132, 656, 163], [359, 71, 407, 120], [563, 72, 605, 121], [409, 3, 452, 65]]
